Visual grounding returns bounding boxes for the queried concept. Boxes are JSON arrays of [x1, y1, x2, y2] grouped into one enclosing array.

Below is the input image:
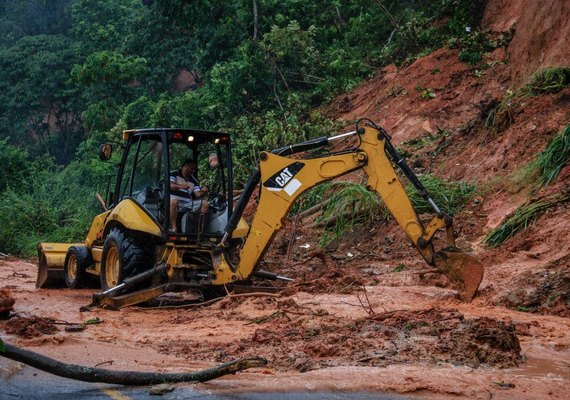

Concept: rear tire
[[64, 246, 92, 289], [100, 229, 154, 291]]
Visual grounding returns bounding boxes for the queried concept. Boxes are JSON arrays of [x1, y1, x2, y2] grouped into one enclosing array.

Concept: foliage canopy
[[0, 0, 490, 255]]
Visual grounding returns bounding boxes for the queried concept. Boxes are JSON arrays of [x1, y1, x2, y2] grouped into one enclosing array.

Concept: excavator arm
[[81, 120, 483, 309], [226, 121, 483, 301]]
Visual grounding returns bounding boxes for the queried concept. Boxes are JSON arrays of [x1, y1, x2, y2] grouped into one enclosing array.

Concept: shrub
[[0, 157, 108, 256]]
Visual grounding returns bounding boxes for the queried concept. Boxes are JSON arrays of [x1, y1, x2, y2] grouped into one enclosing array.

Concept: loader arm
[[229, 123, 483, 301]]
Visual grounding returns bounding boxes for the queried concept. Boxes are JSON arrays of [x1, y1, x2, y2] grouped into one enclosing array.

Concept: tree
[[0, 34, 82, 163], [71, 51, 148, 132], [0, 0, 72, 45], [71, 0, 145, 56]]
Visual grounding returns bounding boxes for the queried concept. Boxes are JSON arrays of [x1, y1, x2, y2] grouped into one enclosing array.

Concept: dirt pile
[[493, 254, 570, 317], [156, 302, 522, 372], [4, 316, 58, 338], [0, 289, 15, 317]]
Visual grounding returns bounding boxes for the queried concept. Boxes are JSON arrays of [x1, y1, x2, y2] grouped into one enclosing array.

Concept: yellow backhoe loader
[[37, 119, 483, 308]]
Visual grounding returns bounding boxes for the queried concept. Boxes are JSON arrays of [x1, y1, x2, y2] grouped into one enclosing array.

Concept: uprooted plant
[[484, 193, 570, 248], [406, 174, 476, 216], [535, 125, 570, 186], [509, 125, 570, 190], [316, 180, 386, 247], [486, 67, 570, 133]]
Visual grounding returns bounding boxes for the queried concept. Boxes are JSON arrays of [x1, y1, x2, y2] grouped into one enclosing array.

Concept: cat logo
[[263, 162, 304, 196], [275, 167, 294, 187]]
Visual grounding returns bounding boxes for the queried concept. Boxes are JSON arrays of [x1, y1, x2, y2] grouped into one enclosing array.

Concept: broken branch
[[0, 341, 266, 385]]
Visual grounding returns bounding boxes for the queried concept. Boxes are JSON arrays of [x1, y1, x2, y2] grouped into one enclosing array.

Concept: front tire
[[100, 229, 154, 291], [64, 246, 92, 289]]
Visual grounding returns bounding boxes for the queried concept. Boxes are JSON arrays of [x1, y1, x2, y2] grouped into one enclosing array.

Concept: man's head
[[208, 152, 219, 168], [181, 159, 197, 177]]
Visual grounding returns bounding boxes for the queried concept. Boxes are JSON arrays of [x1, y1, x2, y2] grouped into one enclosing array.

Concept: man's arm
[[170, 176, 194, 192], [192, 185, 208, 198]]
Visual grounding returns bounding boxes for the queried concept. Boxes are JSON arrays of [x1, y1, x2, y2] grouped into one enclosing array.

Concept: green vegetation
[[317, 181, 386, 247], [415, 86, 437, 100], [316, 174, 475, 247], [402, 128, 450, 151], [0, 0, 493, 255], [535, 125, 570, 186], [486, 67, 570, 132], [484, 194, 570, 248], [509, 125, 570, 191], [393, 264, 406, 272], [521, 67, 570, 96], [407, 174, 476, 216]]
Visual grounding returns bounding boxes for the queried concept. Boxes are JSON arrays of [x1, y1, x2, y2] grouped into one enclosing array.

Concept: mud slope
[[2, 0, 570, 399]]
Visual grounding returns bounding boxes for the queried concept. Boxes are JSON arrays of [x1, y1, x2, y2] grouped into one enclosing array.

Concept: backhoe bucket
[[36, 243, 77, 288], [433, 247, 484, 302]]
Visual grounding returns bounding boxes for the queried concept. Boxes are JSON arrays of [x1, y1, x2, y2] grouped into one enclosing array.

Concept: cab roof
[[122, 128, 231, 144]]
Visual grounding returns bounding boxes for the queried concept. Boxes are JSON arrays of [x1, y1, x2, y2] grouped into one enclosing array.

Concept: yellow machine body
[[37, 123, 483, 306]]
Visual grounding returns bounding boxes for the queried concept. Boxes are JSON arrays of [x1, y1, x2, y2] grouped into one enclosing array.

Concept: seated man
[[169, 159, 208, 233]]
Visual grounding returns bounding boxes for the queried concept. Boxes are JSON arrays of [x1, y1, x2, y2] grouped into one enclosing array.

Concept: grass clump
[[535, 125, 570, 186], [509, 125, 570, 190], [289, 184, 328, 216], [521, 67, 570, 96], [484, 193, 570, 248], [316, 174, 475, 247], [317, 180, 386, 247], [407, 174, 476, 216]]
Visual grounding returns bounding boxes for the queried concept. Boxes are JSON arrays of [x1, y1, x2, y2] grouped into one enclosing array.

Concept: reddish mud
[[2, 1, 570, 398], [1, 251, 569, 399]]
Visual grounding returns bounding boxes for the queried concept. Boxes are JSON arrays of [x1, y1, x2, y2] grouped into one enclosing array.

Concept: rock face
[[0, 289, 15, 318]]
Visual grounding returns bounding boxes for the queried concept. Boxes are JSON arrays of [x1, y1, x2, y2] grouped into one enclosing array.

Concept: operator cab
[[104, 128, 233, 243]]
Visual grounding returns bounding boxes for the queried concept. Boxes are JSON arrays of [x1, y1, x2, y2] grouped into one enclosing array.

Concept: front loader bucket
[[433, 247, 484, 302], [36, 243, 77, 288]]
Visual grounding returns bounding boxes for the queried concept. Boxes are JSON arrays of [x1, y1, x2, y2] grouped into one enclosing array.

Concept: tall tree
[[0, 34, 82, 163]]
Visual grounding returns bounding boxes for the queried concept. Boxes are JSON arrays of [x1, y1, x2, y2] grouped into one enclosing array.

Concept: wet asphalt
[[0, 360, 415, 400]]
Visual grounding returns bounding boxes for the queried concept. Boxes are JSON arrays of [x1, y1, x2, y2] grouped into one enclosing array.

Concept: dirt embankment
[[2, 0, 570, 398]]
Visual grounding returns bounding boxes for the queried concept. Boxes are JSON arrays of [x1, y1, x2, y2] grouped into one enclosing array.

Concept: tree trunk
[[252, 0, 258, 40], [0, 341, 266, 385]]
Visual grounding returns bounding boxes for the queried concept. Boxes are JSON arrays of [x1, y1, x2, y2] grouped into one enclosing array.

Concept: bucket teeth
[[433, 247, 484, 302]]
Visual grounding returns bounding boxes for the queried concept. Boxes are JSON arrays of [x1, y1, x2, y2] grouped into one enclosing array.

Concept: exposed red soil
[[4, 316, 59, 338], [1, 1, 570, 398], [158, 305, 522, 372]]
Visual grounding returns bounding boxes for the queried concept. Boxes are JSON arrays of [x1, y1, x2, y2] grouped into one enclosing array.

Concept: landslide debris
[[0, 289, 15, 318], [156, 306, 522, 372], [4, 316, 59, 338], [493, 254, 570, 317]]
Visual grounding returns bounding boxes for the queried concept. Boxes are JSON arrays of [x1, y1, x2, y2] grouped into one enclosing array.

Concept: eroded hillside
[[1, 0, 569, 398]]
